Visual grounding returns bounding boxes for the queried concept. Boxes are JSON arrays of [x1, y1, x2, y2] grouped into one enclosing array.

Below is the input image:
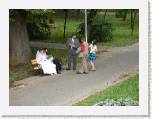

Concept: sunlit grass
[[74, 74, 139, 106]]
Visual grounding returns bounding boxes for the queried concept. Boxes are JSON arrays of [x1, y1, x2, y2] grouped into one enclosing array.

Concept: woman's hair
[[42, 48, 48, 54], [38, 48, 43, 52], [79, 37, 85, 43], [92, 40, 97, 45]]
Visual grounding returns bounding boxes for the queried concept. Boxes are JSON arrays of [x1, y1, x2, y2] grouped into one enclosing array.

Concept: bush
[[77, 16, 113, 42], [90, 22, 113, 42]]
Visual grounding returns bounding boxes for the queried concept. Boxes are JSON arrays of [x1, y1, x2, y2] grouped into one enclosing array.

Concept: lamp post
[[85, 9, 88, 43]]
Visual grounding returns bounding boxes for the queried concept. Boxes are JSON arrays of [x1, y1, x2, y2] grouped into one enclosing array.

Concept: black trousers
[[68, 54, 77, 70], [53, 58, 62, 73]]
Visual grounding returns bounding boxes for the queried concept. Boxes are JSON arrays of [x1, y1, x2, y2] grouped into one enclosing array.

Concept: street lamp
[[85, 9, 88, 43]]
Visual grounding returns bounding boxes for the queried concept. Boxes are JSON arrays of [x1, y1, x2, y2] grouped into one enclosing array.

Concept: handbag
[[76, 47, 81, 54], [78, 52, 84, 58]]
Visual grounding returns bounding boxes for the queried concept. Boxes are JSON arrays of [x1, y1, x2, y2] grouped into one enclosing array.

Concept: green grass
[[46, 17, 83, 43], [9, 48, 68, 82], [9, 64, 33, 82], [99, 14, 139, 46], [74, 74, 139, 106]]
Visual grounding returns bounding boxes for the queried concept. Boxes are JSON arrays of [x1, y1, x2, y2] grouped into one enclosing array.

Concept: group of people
[[35, 35, 97, 75], [66, 35, 98, 74]]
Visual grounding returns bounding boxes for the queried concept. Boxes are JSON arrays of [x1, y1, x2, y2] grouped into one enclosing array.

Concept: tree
[[103, 9, 108, 22], [87, 9, 98, 41], [77, 9, 113, 42], [26, 9, 54, 40], [123, 10, 128, 21], [63, 9, 68, 38], [130, 9, 138, 36], [9, 10, 31, 66]]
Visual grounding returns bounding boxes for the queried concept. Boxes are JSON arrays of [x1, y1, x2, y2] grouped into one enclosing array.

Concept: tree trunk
[[123, 10, 128, 21], [9, 10, 31, 66], [103, 9, 108, 22], [130, 10, 133, 36], [63, 10, 68, 38], [131, 11, 137, 36]]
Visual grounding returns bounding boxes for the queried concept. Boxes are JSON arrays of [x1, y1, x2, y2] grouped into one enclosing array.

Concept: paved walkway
[[10, 43, 139, 106]]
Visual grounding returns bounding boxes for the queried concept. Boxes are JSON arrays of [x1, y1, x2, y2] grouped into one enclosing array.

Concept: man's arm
[[74, 39, 80, 49]]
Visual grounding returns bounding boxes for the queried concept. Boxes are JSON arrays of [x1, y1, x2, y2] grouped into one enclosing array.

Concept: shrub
[[90, 22, 113, 42], [77, 16, 113, 42]]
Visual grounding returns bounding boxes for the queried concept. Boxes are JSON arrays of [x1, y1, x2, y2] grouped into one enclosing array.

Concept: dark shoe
[[57, 71, 61, 74], [84, 72, 88, 74], [76, 72, 83, 74], [66, 68, 71, 70]]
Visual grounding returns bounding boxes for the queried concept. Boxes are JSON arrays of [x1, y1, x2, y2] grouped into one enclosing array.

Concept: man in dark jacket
[[66, 35, 80, 70]]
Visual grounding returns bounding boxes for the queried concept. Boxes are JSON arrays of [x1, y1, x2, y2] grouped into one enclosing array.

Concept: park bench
[[31, 59, 43, 74]]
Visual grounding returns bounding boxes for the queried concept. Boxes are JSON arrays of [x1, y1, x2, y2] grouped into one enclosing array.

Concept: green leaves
[[26, 9, 54, 40]]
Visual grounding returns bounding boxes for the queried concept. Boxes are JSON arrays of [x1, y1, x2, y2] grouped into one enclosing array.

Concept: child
[[88, 40, 98, 71]]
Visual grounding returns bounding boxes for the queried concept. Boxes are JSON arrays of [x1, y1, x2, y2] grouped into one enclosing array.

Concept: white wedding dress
[[40, 59, 57, 75], [36, 51, 57, 75]]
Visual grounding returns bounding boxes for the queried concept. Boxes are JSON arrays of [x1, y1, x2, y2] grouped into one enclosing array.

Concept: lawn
[[50, 17, 83, 43], [74, 74, 139, 106], [9, 64, 33, 82], [100, 14, 139, 46]]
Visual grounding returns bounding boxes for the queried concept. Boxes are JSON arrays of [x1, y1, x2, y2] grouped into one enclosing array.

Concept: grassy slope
[[74, 74, 139, 106]]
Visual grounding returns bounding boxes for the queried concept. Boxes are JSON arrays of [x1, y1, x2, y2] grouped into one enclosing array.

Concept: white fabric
[[36, 50, 57, 75], [41, 60, 57, 75], [36, 51, 47, 64], [72, 38, 75, 44], [89, 44, 97, 54]]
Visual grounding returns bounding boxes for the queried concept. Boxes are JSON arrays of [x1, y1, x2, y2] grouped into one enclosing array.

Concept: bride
[[36, 48, 57, 75]]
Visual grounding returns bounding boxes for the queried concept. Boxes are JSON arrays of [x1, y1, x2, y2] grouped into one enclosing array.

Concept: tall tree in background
[[131, 9, 138, 36], [9, 10, 31, 66], [9, 9, 54, 66], [63, 9, 68, 38], [123, 10, 128, 21], [103, 9, 108, 22], [87, 9, 98, 41]]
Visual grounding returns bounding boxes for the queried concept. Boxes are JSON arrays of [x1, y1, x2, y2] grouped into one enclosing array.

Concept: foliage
[[100, 13, 139, 46], [77, 14, 113, 42], [26, 9, 54, 40], [74, 74, 139, 106], [115, 9, 127, 18], [9, 9, 55, 40], [90, 16, 113, 41]]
